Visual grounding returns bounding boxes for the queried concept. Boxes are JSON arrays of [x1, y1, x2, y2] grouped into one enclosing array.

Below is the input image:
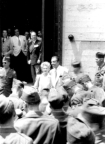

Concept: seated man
[[15, 86, 61, 144], [0, 95, 33, 144]]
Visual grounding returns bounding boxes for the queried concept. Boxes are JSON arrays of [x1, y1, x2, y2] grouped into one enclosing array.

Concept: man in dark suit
[[27, 31, 42, 83]]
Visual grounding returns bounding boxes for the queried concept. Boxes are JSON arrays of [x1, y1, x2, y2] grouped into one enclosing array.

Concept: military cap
[[21, 86, 40, 104], [72, 61, 81, 68], [63, 79, 77, 90], [76, 74, 91, 84], [79, 101, 105, 127], [3, 56, 10, 62], [48, 86, 68, 102], [96, 52, 105, 58], [67, 116, 95, 144]]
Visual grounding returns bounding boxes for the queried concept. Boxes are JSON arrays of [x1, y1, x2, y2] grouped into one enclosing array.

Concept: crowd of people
[[1, 28, 105, 143]]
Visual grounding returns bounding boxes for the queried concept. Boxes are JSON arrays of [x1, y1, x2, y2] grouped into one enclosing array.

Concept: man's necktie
[[18, 38, 21, 46], [55, 69, 57, 79]]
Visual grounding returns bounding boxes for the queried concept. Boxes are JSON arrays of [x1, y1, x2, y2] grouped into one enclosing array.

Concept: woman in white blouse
[[34, 62, 52, 93]]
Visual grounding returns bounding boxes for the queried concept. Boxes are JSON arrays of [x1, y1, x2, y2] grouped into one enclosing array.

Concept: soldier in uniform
[[77, 100, 105, 144], [76, 74, 105, 106], [0, 95, 33, 144], [94, 52, 105, 90], [71, 61, 84, 82], [15, 86, 61, 144], [1, 56, 16, 97]]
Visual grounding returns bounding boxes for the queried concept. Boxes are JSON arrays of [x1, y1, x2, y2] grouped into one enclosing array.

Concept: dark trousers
[[31, 64, 37, 84], [12, 51, 28, 81]]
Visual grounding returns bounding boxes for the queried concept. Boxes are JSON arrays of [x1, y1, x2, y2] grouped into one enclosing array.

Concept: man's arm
[[4, 38, 13, 56]]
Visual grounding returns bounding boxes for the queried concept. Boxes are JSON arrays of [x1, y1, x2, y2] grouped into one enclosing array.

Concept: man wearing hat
[[15, 86, 61, 144], [1, 56, 16, 97], [0, 95, 33, 144], [76, 74, 105, 106], [76, 100, 105, 144], [94, 52, 105, 90], [71, 61, 84, 81], [48, 86, 71, 144]]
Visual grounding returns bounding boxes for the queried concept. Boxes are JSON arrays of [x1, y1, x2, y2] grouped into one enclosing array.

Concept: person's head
[[80, 102, 105, 131], [21, 86, 40, 112], [72, 61, 82, 74], [96, 52, 105, 66], [48, 87, 68, 110], [2, 30, 7, 38], [0, 95, 16, 125], [31, 31, 37, 41], [38, 31, 42, 37], [24, 31, 29, 39], [14, 29, 19, 37], [2, 56, 10, 69], [51, 56, 60, 69], [7, 29, 11, 36], [41, 61, 51, 74], [40, 88, 50, 98], [76, 74, 92, 90]]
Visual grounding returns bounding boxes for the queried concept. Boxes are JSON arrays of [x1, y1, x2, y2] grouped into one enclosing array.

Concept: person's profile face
[[51, 57, 59, 68], [3, 30, 7, 38], [96, 58, 104, 66], [15, 29, 19, 36]]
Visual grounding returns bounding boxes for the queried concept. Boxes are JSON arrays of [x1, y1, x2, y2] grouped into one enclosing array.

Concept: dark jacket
[[27, 39, 42, 65], [15, 111, 62, 144]]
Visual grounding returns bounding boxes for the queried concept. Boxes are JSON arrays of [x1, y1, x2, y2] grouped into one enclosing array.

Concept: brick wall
[[62, 0, 105, 80]]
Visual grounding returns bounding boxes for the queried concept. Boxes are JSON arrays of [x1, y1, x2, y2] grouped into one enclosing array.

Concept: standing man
[[50, 56, 69, 88], [11, 29, 27, 81], [1, 30, 12, 58], [94, 52, 105, 90], [27, 31, 42, 83]]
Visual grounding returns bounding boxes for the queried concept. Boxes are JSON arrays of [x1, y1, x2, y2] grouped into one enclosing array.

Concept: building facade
[[62, 0, 105, 79]]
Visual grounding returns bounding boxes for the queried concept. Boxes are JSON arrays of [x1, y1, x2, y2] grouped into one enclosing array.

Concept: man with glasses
[[0, 56, 16, 97], [50, 56, 69, 89]]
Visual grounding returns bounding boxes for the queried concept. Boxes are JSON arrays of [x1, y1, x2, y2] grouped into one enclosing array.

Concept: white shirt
[[34, 73, 51, 93], [11, 35, 26, 56], [50, 65, 69, 88]]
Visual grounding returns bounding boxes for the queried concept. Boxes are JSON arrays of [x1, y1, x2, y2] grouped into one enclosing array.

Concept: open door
[[42, 0, 63, 64]]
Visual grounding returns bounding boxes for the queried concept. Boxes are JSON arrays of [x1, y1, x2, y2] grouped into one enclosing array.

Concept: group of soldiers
[[0, 51, 105, 144]]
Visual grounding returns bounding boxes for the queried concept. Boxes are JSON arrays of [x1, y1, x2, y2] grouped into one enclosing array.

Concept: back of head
[[48, 87, 68, 110], [21, 86, 40, 106], [0, 95, 15, 124]]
